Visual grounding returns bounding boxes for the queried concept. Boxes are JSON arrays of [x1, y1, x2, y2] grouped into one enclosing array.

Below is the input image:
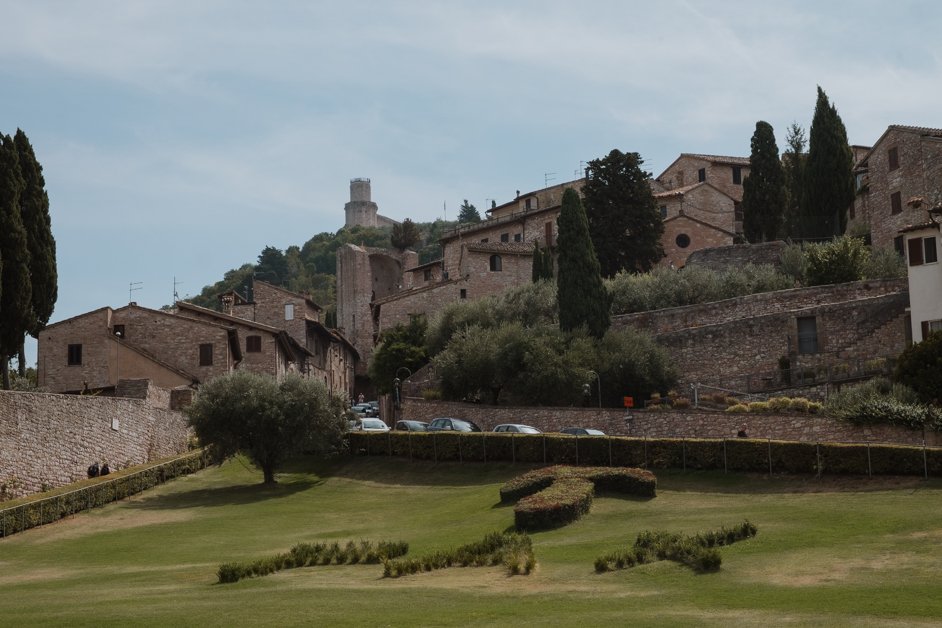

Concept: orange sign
[[623, 396, 634, 408]]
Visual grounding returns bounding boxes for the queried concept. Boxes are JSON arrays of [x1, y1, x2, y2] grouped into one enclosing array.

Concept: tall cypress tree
[[742, 121, 786, 243], [782, 122, 806, 240], [556, 188, 609, 338], [14, 130, 57, 339], [0, 134, 32, 389], [531, 242, 553, 282], [582, 149, 663, 277], [802, 87, 854, 238]]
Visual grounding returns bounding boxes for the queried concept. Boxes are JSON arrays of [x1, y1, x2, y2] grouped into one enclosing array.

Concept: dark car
[[560, 427, 606, 436], [395, 420, 428, 432], [427, 417, 482, 432]]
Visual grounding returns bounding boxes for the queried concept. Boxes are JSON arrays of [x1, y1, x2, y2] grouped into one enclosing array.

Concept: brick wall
[[399, 399, 937, 446], [0, 386, 191, 500], [685, 241, 788, 271], [661, 214, 734, 268]]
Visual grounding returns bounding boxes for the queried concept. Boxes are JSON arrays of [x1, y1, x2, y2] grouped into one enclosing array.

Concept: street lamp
[[585, 370, 601, 408]]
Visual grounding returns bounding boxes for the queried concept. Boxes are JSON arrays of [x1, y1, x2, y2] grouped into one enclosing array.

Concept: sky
[[3, 0, 941, 367]]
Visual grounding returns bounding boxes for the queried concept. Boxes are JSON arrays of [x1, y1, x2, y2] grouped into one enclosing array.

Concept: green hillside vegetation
[[4, 457, 942, 626]]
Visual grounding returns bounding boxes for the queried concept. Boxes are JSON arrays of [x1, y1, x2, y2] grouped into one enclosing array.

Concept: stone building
[[344, 178, 398, 229], [654, 153, 750, 204], [38, 280, 357, 399], [653, 182, 741, 267], [852, 125, 942, 252]]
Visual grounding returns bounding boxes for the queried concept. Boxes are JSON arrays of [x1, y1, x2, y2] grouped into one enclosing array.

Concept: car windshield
[[361, 419, 385, 428], [518, 426, 540, 434]]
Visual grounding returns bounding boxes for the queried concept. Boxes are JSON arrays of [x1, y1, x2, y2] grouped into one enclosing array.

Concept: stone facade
[[0, 383, 191, 499], [344, 178, 397, 229], [655, 154, 750, 203], [614, 279, 910, 394], [398, 399, 937, 446], [685, 241, 788, 271], [854, 125, 942, 251], [660, 213, 737, 268]]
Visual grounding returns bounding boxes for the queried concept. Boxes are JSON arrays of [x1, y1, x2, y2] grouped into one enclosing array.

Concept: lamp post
[[394, 367, 412, 414], [585, 370, 601, 408]]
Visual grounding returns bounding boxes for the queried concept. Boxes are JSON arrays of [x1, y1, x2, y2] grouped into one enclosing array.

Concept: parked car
[[427, 417, 482, 432], [368, 400, 379, 412], [560, 427, 606, 436], [492, 424, 542, 434], [351, 403, 377, 417], [395, 420, 428, 432], [354, 418, 390, 432]]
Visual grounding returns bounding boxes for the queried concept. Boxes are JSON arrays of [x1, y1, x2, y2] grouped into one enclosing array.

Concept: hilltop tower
[[344, 178, 380, 228]]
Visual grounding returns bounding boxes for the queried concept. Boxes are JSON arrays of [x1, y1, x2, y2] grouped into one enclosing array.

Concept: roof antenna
[[129, 281, 142, 304]]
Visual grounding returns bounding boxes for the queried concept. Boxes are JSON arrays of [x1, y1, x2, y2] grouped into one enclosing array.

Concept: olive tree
[[186, 371, 344, 484]]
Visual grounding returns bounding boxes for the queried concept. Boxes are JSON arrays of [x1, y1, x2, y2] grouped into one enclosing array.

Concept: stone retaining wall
[[399, 398, 937, 447], [0, 387, 191, 500]]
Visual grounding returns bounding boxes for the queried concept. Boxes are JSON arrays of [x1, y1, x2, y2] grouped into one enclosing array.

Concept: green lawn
[[3, 457, 942, 627]]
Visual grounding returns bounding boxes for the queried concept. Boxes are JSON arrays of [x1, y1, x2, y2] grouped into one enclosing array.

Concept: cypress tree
[[0, 134, 32, 389], [741, 121, 786, 243], [556, 188, 610, 338], [532, 242, 544, 283], [14, 130, 57, 337], [802, 87, 855, 238], [582, 149, 663, 277], [782, 123, 806, 240]]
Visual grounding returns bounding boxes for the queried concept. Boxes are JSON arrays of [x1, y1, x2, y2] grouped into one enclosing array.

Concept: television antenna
[[544, 172, 556, 187], [129, 281, 143, 303], [574, 161, 587, 178], [173, 276, 184, 303]]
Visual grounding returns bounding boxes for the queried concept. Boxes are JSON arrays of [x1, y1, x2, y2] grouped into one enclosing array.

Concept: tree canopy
[[556, 188, 610, 339], [582, 149, 663, 277], [0, 134, 32, 389], [255, 245, 290, 286], [801, 87, 854, 238], [782, 122, 806, 240], [894, 331, 942, 405], [457, 200, 481, 224], [531, 242, 553, 283], [741, 121, 786, 243], [185, 372, 344, 484], [368, 316, 429, 394], [390, 218, 422, 251]]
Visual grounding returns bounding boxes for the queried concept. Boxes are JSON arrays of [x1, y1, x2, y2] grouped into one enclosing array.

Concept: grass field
[[3, 456, 942, 627]]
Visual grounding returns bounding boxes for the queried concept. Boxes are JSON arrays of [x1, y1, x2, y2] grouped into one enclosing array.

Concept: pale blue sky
[[3, 1, 941, 366]]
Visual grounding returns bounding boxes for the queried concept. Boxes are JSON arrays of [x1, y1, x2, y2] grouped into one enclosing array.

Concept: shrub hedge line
[[0, 450, 210, 538], [348, 432, 942, 478], [382, 531, 534, 578], [499, 465, 657, 531], [594, 521, 758, 573], [218, 540, 409, 583]]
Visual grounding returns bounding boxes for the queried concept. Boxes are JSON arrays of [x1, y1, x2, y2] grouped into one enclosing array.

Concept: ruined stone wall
[[0, 388, 191, 500], [685, 241, 788, 271], [399, 399, 936, 446]]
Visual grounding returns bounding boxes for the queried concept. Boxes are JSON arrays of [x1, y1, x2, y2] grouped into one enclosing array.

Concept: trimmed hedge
[[595, 521, 757, 574], [349, 432, 942, 478], [218, 539, 409, 583], [0, 450, 210, 538], [499, 466, 657, 531], [382, 531, 534, 577]]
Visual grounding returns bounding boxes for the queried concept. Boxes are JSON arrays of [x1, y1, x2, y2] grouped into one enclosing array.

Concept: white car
[[492, 424, 542, 434], [356, 418, 390, 433]]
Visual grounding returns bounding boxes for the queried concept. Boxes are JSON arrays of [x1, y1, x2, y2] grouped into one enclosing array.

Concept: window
[[732, 166, 742, 185], [697, 168, 706, 183], [544, 222, 554, 247], [246, 335, 262, 353], [921, 320, 942, 341], [67, 344, 82, 366], [894, 235, 905, 256], [489, 255, 502, 271], [113, 325, 125, 338], [423, 268, 432, 281], [675, 233, 691, 249], [659, 205, 668, 218], [891, 191, 902, 215], [460, 289, 467, 299], [908, 236, 938, 266], [514, 233, 522, 242], [284, 303, 295, 320], [525, 198, 532, 210], [199, 343, 214, 366], [734, 202, 744, 222], [888, 146, 899, 171], [500, 233, 509, 243], [796, 317, 818, 354]]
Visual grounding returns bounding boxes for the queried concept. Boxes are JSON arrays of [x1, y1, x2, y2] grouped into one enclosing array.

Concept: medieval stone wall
[[685, 241, 788, 271], [0, 386, 191, 500], [399, 398, 936, 446]]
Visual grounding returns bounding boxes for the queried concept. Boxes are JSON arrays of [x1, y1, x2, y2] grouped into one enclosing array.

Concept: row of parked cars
[[353, 417, 605, 436]]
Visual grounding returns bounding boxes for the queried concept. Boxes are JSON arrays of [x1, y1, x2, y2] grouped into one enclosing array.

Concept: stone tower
[[344, 178, 380, 228]]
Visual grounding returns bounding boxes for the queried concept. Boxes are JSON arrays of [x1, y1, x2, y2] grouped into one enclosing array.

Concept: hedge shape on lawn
[[382, 531, 534, 577], [500, 465, 657, 531], [594, 520, 757, 573]]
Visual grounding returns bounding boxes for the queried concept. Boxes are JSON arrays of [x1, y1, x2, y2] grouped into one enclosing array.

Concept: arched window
[[675, 233, 691, 249], [489, 255, 502, 271]]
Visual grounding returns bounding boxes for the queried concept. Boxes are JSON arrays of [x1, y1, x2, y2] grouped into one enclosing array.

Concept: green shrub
[[421, 388, 442, 400], [804, 236, 868, 286], [768, 396, 792, 412], [725, 404, 749, 414], [672, 397, 691, 409], [789, 397, 810, 413], [383, 532, 533, 578], [747, 401, 770, 413]]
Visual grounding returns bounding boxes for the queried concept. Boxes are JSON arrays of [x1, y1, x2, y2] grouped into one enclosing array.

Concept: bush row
[[501, 466, 656, 531], [348, 432, 942, 478], [382, 531, 534, 578], [726, 397, 822, 414], [0, 450, 210, 538], [218, 539, 409, 583], [594, 521, 757, 574]]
